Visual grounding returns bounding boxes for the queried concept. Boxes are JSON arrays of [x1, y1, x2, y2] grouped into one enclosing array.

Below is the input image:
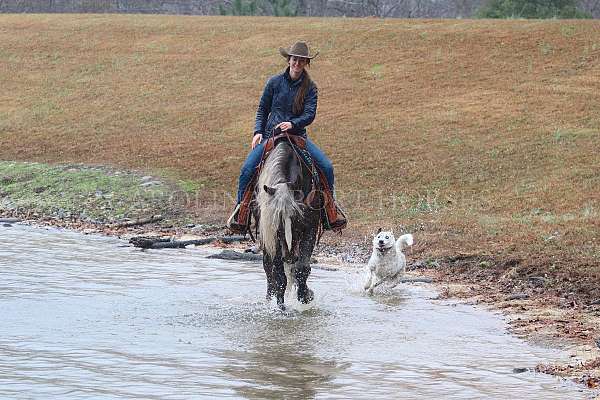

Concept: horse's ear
[[263, 185, 276, 196], [376, 227, 382, 234]]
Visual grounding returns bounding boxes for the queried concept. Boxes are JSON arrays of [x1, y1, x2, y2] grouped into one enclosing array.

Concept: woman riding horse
[[227, 41, 347, 233]]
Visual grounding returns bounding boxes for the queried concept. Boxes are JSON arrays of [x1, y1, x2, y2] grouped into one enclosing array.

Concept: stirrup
[[329, 205, 347, 232], [226, 204, 247, 234]]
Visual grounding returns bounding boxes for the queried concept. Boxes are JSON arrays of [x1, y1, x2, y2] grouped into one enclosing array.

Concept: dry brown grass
[[1, 15, 599, 290]]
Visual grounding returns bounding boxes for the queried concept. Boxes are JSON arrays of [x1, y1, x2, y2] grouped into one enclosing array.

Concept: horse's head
[[262, 182, 303, 263]]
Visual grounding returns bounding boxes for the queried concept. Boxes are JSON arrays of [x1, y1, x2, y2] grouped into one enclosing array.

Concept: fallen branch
[[401, 276, 433, 283], [208, 249, 262, 262], [372, 273, 433, 289], [0, 218, 21, 223], [130, 237, 213, 249], [110, 215, 163, 229], [129, 235, 248, 249], [207, 250, 339, 271], [312, 264, 339, 271]]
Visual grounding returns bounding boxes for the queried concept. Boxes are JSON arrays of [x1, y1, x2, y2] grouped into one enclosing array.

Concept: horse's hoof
[[299, 288, 314, 304]]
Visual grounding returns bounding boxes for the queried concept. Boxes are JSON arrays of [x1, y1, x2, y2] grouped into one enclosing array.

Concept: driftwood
[[208, 250, 262, 262], [372, 273, 433, 289], [401, 276, 433, 283], [111, 215, 163, 229], [129, 235, 248, 249], [0, 218, 21, 223], [130, 237, 213, 249], [207, 250, 339, 271]]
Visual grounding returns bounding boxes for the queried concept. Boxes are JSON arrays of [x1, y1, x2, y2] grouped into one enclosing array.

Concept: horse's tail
[[257, 181, 303, 257]]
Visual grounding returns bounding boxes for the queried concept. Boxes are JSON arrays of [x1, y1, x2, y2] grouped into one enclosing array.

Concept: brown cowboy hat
[[279, 41, 319, 60]]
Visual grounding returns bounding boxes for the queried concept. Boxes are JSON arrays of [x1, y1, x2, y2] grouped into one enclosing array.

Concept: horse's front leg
[[272, 249, 287, 310], [263, 253, 276, 302], [294, 261, 313, 304], [295, 226, 317, 304]]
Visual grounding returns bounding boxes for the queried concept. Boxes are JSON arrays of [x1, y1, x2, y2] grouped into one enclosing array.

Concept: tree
[[476, 0, 592, 18], [219, 0, 259, 15], [264, 0, 298, 16], [578, 0, 600, 17], [219, 0, 297, 15]]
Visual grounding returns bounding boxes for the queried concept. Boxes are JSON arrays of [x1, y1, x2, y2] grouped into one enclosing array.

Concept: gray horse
[[256, 138, 321, 309]]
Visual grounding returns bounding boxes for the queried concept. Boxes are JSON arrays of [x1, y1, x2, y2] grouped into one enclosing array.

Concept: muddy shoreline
[[2, 207, 599, 395]]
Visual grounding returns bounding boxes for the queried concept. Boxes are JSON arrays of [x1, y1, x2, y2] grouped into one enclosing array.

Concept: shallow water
[[0, 224, 590, 399]]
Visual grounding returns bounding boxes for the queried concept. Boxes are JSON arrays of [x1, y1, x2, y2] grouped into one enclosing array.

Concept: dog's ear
[[376, 227, 382, 234]]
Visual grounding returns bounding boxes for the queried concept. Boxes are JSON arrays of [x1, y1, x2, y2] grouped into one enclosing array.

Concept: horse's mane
[[257, 142, 303, 257]]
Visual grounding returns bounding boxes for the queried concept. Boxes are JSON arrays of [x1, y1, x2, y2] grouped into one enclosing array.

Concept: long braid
[[293, 68, 316, 116]]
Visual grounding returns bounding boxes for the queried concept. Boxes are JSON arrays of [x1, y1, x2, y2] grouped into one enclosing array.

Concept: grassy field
[[1, 14, 599, 298]]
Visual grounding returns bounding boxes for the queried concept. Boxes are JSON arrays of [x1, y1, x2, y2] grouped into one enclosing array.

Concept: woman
[[227, 41, 346, 233]]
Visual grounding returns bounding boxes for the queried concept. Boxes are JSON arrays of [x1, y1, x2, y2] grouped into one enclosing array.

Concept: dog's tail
[[396, 234, 414, 252]]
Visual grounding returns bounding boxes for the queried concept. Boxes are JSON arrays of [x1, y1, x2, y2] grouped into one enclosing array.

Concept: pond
[[0, 225, 589, 399]]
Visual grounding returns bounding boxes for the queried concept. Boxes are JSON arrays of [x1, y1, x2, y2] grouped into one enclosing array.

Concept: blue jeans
[[236, 138, 334, 203]]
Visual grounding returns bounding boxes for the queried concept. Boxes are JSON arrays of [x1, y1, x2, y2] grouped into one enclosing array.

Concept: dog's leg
[[375, 272, 402, 290], [366, 274, 379, 295], [367, 280, 376, 295], [364, 270, 373, 291]]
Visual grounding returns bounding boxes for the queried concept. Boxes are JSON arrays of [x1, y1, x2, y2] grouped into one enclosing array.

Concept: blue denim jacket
[[254, 67, 318, 139]]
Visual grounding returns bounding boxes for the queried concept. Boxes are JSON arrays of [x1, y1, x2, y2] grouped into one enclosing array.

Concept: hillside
[[1, 14, 599, 295]]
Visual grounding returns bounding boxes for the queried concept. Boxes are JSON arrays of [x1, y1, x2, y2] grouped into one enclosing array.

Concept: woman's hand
[[276, 122, 293, 132], [251, 133, 263, 149]]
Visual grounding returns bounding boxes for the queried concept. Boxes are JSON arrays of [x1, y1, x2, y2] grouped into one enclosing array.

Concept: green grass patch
[[551, 128, 599, 144], [0, 161, 180, 222], [177, 179, 205, 194], [539, 42, 553, 56], [377, 191, 448, 218], [369, 64, 384, 79], [560, 25, 577, 38], [447, 136, 464, 147]]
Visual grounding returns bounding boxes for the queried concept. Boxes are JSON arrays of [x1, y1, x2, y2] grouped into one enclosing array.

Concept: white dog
[[364, 228, 414, 294]]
